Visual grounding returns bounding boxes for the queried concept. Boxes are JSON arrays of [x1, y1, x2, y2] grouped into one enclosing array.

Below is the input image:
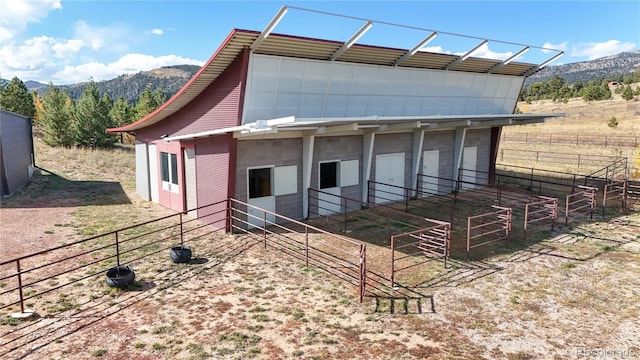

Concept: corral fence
[[307, 187, 451, 291], [501, 132, 640, 148], [564, 186, 597, 224], [0, 202, 225, 317], [494, 160, 629, 217], [523, 196, 558, 240], [498, 148, 627, 174], [466, 206, 512, 260], [229, 198, 367, 302], [1, 199, 371, 318]]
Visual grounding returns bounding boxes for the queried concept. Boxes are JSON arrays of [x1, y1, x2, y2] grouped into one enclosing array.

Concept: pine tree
[[0, 76, 36, 118], [110, 96, 133, 143], [133, 89, 156, 119], [39, 84, 75, 147], [73, 81, 117, 148], [621, 85, 635, 102]]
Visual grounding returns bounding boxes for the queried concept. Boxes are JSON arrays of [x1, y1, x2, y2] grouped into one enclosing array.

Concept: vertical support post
[[17, 259, 25, 314], [305, 227, 309, 267], [263, 212, 267, 249], [360, 244, 366, 303], [390, 236, 395, 288], [524, 203, 529, 241], [179, 212, 184, 246], [565, 194, 570, 225], [115, 232, 120, 266], [529, 168, 534, 190], [466, 217, 471, 261]]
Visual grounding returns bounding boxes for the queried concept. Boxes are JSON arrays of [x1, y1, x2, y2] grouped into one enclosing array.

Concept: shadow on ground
[[0, 167, 131, 208]]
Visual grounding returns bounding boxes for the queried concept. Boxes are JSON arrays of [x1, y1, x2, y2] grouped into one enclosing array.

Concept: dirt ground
[[1, 140, 640, 360]]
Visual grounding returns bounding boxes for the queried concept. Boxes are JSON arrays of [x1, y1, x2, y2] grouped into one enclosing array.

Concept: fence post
[[390, 236, 395, 288], [360, 244, 366, 303], [179, 212, 184, 246], [115, 232, 120, 266], [500, 148, 504, 162], [16, 259, 25, 314], [263, 212, 267, 249], [305, 227, 309, 267]]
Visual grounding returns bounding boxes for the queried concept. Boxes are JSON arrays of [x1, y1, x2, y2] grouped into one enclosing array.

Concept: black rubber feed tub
[[170, 245, 192, 263], [105, 265, 135, 288]]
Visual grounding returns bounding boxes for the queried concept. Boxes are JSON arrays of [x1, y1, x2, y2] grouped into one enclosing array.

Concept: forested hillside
[[29, 65, 200, 104]]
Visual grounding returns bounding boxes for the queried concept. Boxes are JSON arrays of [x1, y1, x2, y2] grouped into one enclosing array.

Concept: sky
[[1, 0, 638, 85]]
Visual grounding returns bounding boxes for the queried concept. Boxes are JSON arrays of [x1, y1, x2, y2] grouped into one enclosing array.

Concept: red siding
[[137, 48, 249, 141], [194, 135, 234, 228]]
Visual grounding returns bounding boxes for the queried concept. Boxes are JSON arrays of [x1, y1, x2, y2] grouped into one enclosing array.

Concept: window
[[249, 167, 272, 199], [160, 151, 179, 193], [319, 161, 339, 189]]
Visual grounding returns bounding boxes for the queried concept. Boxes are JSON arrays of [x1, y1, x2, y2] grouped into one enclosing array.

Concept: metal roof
[[108, 6, 563, 133]]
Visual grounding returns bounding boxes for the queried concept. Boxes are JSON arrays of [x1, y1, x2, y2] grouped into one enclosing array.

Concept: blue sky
[[1, 0, 638, 85]]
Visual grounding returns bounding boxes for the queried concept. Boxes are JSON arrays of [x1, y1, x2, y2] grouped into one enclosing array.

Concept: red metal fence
[[524, 196, 558, 240], [229, 198, 367, 303], [602, 180, 627, 215], [1, 199, 371, 319], [565, 186, 597, 224], [466, 206, 512, 260], [390, 220, 450, 288]]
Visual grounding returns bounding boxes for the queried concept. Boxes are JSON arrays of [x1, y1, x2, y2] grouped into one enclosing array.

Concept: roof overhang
[[162, 113, 565, 142], [108, 5, 564, 134]]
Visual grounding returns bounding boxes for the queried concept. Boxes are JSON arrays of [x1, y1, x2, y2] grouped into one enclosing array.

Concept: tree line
[[0, 76, 165, 148], [519, 70, 640, 103]]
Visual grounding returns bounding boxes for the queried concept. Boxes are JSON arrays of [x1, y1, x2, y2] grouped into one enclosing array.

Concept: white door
[[461, 146, 477, 190], [375, 153, 405, 204], [247, 167, 276, 228], [421, 150, 439, 196]]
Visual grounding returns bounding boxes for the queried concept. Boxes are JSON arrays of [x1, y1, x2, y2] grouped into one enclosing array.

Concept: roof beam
[[445, 39, 488, 70], [377, 121, 422, 132], [330, 21, 373, 61], [522, 51, 564, 77], [251, 6, 288, 51], [393, 32, 438, 66], [487, 46, 529, 73]]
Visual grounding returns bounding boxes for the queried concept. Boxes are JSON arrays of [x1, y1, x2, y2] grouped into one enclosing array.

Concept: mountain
[[526, 50, 640, 85], [25, 80, 47, 90], [28, 65, 201, 104]]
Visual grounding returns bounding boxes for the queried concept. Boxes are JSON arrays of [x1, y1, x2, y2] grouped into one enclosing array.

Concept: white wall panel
[[340, 160, 359, 187], [302, 61, 329, 93], [274, 165, 297, 196], [252, 57, 280, 91], [391, 69, 413, 96], [243, 54, 525, 123], [277, 59, 305, 93], [346, 95, 368, 117], [351, 66, 375, 94], [328, 63, 354, 93]]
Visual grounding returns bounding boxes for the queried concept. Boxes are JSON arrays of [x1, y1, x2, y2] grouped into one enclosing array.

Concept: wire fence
[[501, 133, 640, 148]]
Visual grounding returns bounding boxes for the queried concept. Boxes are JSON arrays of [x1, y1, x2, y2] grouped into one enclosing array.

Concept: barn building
[[108, 6, 563, 227], [0, 109, 35, 197]]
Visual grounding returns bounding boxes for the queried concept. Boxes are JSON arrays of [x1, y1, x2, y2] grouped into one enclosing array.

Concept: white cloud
[[73, 20, 130, 52], [452, 43, 513, 61], [420, 46, 448, 54], [52, 39, 85, 58], [148, 29, 164, 35], [542, 42, 568, 53], [50, 53, 205, 84], [571, 40, 637, 60], [0, 0, 61, 42]]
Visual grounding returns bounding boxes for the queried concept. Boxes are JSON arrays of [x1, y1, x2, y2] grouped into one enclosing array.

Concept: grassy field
[[1, 103, 640, 360]]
